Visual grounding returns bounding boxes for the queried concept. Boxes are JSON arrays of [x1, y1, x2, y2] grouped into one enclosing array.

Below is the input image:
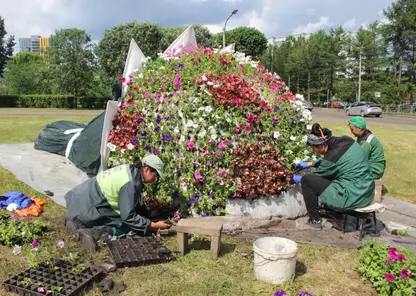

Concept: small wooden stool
[[176, 219, 223, 259], [342, 203, 385, 241]]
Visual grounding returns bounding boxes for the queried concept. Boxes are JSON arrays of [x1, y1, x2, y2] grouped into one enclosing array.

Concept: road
[[312, 108, 416, 128], [0, 107, 415, 127]]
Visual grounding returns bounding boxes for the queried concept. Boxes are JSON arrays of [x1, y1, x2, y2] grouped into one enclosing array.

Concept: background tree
[[48, 28, 96, 107], [0, 16, 16, 77], [213, 27, 268, 58], [382, 0, 416, 103], [5, 52, 47, 94], [95, 22, 164, 85]]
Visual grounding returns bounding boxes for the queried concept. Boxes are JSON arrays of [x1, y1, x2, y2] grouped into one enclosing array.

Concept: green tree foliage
[[5, 52, 47, 94], [0, 16, 16, 78], [383, 0, 416, 85], [95, 22, 164, 84], [48, 28, 96, 106], [214, 27, 268, 58], [161, 24, 213, 50]]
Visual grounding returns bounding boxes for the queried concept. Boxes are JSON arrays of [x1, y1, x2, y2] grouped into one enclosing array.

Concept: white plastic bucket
[[253, 237, 298, 284]]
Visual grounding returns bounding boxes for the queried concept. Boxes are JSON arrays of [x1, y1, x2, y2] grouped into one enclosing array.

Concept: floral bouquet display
[[107, 46, 312, 215]]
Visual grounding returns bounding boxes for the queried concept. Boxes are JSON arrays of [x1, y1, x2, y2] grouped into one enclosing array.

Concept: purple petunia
[[272, 117, 279, 123], [273, 106, 279, 112], [137, 117, 144, 123], [154, 126, 160, 132], [189, 197, 197, 204], [156, 115, 162, 124], [162, 134, 172, 142], [274, 290, 286, 296], [144, 145, 152, 151], [131, 137, 138, 145], [299, 291, 313, 296]]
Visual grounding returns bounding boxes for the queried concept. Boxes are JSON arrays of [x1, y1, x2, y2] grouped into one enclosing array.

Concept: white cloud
[[343, 18, 357, 30], [291, 16, 332, 35]]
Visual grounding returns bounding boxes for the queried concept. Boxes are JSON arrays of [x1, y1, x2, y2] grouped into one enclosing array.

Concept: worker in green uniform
[[348, 116, 386, 180], [293, 123, 374, 229], [64, 154, 171, 250]]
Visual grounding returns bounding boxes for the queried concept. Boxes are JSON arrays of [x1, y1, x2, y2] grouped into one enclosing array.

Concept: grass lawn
[[0, 114, 411, 295]]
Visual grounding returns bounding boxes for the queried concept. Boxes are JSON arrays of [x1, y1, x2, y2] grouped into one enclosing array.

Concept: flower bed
[[357, 241, 416, 295], [0, 214, 49, 246], [107, 46, 312, 215]]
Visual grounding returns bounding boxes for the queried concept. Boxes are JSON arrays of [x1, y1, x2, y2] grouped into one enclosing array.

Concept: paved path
[[312, 108, 416, 127]]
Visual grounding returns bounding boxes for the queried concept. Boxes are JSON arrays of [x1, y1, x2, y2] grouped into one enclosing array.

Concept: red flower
[[384, 273, 396, 282]]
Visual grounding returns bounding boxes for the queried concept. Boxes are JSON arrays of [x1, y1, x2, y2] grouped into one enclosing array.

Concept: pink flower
[[194, 171, 202, 179], [37, 287, 45, 293], [22, 214, 28, 220], [384, 273, 396, 282], [400, 269, 411, 280], [397, 254, 407, 262], [119, 77, 126, 83], [388, 248, 398, 256], [187, 140, 195, 149], [219, 170, 227, 177], [144, 92, 149, 99], [153, 150, 159, 155], [31, 240, 38, 249], [245, 125, 253, 131], [11, 213, 19, 221], [217, 140, 229, 149], [22, 257, 27, 263]]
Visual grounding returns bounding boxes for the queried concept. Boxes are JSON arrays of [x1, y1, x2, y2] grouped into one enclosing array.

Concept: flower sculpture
[[108, 46, 312, 215]]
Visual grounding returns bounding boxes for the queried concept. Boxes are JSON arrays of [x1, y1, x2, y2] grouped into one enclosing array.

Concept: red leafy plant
[[108, 111, 143, 150], [230, 143, 293, 200]]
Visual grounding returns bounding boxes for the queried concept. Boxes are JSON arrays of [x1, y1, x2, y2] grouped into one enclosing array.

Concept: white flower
[[174, 127, 180, 134], [273, 131, 280, 139], [121, 149, 126, 154], [186, 120, 194, 127], [198, 129, 207, 138], [205, 106, 213, 113], [290, 136, 297, 141], [213, 84, 220, 88], [179, 135, 185, 143], [207, 81, 214, 86], [159, 66, 165, 70], [286, 150, 293, 155], [158, 104, 163, 112], [302, 135, 308, 143], [312, 155, 317, 161], [21, 231, 25, 237], [127, 143, 135, 150], [13, 245, 22, 255], [107, 143, 116, 152], [178, 110, 183, 118], [293, 158, 301, 164], [138, 73, 143, 79], [201, 75, 207, 81], [225, 117, 231, 123], [304, 149, 310, 155]]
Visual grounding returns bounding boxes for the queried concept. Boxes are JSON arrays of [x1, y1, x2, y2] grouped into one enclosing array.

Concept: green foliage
[[0, 94, 19, 107], [0, 16, 16, 78], [0, 215, 50, 246], [213, 27, 268, 58], [5, 52, 48, 95], [95, 22, 164, 84], [71, 263, 86, 275], [48, 28, 96, 103], [357, 241, 416, 295]]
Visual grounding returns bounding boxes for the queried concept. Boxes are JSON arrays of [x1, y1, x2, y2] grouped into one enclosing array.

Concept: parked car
[[303, 101, 313, 111], [345, 101, 382, 117]]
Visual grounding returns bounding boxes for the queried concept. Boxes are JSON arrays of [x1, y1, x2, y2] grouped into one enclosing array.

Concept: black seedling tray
[[107, 236, 175, 268], [3, 260, 102, 296]]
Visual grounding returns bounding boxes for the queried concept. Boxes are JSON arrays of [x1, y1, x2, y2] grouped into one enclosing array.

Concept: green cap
[[348, 116, 366, 129], [142, 154, 164, 180]]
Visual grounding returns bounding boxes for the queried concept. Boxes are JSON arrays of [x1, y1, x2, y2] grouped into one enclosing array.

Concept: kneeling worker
[[348, 116, 386, 180], [65, 154, 171, 250]]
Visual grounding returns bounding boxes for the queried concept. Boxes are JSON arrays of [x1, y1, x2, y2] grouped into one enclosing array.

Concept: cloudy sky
[[1, 0, 393, 44]]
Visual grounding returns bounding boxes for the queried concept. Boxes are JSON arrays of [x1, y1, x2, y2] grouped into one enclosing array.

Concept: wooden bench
[[176, 219, 223, 259]]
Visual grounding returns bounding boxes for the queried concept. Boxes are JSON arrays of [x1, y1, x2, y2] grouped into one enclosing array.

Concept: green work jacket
[[357, 130, 386, 180], [312, 136, 374, 211]]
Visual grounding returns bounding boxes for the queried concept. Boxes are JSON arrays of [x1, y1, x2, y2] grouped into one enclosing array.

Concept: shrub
[[0, 95, 19, 107], [107, 46, 312, 215], [19, 95, 74, 108]]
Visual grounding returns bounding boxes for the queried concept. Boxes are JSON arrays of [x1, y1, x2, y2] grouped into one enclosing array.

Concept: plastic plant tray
[[107, 236, 175, 268], [3, 260, 102, 296]]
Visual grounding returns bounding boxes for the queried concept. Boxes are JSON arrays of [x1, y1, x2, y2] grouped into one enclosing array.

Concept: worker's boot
[[64, 216, 85, 241], [305, 218, 323, 229], [77, 226, 113, 251]]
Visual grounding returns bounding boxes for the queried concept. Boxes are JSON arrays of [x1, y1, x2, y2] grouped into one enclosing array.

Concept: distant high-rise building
[[18, 35, 49, 55], [40, 37, 49, 56]]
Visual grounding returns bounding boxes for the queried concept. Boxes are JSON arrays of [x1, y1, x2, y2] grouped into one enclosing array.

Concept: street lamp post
[[357, 51, 362, 102], [223, 9, 238, 48]]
